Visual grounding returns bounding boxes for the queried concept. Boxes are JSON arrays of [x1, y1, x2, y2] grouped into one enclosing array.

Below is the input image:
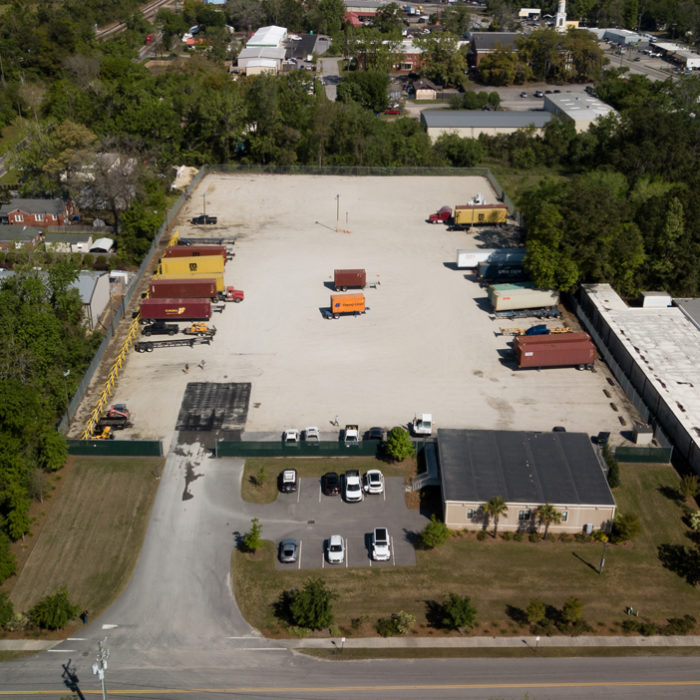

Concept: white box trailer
[[457, 248, 526, 269], [489, 283, 559, 311]]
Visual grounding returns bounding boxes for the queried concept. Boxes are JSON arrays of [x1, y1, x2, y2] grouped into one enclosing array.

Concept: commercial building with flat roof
[[421, 109, 552, 141], [439, 429, 616, 533], [543, 92, 617, 133], [577, 284, 700, 475]]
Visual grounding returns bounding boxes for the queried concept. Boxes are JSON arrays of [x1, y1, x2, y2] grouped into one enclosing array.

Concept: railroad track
[[95, 0, 173, 40]]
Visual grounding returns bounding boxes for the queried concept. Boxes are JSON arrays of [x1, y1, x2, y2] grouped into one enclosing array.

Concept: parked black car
[[191, 215, 218, 225], [279, 469, 298, 493], [322, 471, 340, 496], [142, 322, 178, 336]]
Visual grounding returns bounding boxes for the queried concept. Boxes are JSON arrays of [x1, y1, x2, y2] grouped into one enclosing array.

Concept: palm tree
[[536, 502, 562, 539], [484, 495, 508, 538]]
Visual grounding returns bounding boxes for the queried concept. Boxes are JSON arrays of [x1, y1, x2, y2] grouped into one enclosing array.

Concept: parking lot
[[267, 474, 424, 570], [103, 173, 636, 444]]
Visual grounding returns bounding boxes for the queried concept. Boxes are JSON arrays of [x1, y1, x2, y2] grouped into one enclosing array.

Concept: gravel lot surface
[[110, 173, 635, 441]]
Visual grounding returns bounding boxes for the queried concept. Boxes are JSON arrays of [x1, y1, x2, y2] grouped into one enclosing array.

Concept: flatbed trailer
[[493, 307, 561, 320], [178, 237, 237, 246], [134, 336, 214, 352]]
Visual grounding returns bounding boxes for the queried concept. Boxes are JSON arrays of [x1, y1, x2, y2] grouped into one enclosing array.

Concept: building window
[[518, 509, 531, 521], [561, 511, 568, 522], [35, 214, 43, 222], [466, 508, 474, 519], [14, 214, 24, 222]]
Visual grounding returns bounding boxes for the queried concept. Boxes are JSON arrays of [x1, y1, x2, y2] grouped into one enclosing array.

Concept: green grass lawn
[[6, 456, 164, 626], [242, 456, 417, 504], [232, 463, 699, 638]]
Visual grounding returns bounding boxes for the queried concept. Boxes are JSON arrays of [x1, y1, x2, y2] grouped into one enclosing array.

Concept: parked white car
[[303, 427, 320, 441], [363, 469, 385, 495], [282, 429, 299, 443], [344, 470, 363, 502], [371, 527, 391, 561], [327, 535, 345, 564]]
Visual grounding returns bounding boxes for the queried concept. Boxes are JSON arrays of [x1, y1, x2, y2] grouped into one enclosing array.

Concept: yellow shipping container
[[454, 204, 508, 225], [158, 255, 225, 276], [157, 271, 225, 292]]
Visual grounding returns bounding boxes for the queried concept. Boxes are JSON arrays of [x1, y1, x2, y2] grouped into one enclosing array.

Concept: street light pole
[[599, 540, 608, 574], [202, 193, 206, 216], [62, 370, 71, 422], [92, 637, 110, 700], [335, 194, 340, 232]]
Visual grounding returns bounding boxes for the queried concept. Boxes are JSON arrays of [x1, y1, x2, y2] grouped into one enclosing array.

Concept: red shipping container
[[514, 332, 595, 369], [164, 245, 227, 261], [148, 278, 218, 299], [140, 298, 211, 322], [333, 269, 366, 291]]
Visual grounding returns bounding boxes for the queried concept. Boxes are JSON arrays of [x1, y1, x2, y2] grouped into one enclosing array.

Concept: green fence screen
[[215, 441, 382, 458], [68, 440, 163, 457], [614, 446, 673, 463]]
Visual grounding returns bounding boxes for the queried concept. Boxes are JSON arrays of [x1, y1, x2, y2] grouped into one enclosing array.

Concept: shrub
[[679, 475, 699, 500], [688, 510, 700, 532], [662, 615, 696, 635], [639, 622, 658, 636], [0, 592, 14, 628], [558, 532, 572, 543], [440, 593, 477, 631], [28, 587, 81, 630], [610, 512, 641, 543], [526, 598, 546, 625], [476, 529, 488, 541], [592, 530, 609, 543], [377, 611, 415, 637], [0, 533, 17, 584], [561, 597, 584, 626], [420, 514, 449, 548], [603, 444, 620, 488], [384, 427, 415, 461], [528, 531, 541, 543], [501, 531, 513, 541], [513, 532, 524, 542], [288, 578, 337, 630]]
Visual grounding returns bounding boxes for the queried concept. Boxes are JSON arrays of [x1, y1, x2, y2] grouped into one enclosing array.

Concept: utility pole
[[335, 193, 340, 232], [202, 193, 206, 216], [92, 637, 110, 700]]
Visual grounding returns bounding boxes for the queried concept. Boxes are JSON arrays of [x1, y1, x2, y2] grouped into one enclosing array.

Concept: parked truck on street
[[428, 206, 452, 223], [333, 269, 366, 291]]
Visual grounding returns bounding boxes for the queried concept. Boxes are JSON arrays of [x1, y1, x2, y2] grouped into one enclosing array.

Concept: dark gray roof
[[422, 109, 552, 128], [438, 429, 615, 506], [470, 32, 519, 51], [0, 198, 66, 216], [674, 298, 700, 329]]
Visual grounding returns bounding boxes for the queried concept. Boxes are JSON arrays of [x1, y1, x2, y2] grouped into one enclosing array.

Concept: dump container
[[158, 255, 224, 276], [454, 204, 508, 225], [157, 271, 225, 292], [457, 248, 526, 269], [163, 245, 227, 261], [139, 298, 211, 322], [489, 283, 559, 311], [333, 269, 366, 291], [329, 293, 366, 317], [514, 333, 596, 369], [148, 278, 218, 299]]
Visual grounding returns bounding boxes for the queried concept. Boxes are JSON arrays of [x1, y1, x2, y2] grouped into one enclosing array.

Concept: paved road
[[319, 56, 341, 101], [1, 441, 698, 697]]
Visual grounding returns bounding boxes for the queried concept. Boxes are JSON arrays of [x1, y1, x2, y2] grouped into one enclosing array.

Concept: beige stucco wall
[[426, 126, 546, 142], [444, 500, 616, 533]]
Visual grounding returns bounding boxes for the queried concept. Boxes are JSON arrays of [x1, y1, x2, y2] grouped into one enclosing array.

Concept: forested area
[[0, 0, 699, 563]]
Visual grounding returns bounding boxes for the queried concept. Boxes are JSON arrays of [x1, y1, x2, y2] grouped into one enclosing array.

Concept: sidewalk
[[282, 634, 700, 649], [0, 640, 58, 651]]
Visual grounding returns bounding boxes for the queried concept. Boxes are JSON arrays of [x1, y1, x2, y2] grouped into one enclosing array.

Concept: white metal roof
[[247, 25, 287, 47], [544, 92, 617, 122], [584, 284, 700, 460]]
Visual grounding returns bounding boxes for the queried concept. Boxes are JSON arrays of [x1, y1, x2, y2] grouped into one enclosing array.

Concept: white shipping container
[[491, 287, 559, 311], [456, 248, 526, 269]]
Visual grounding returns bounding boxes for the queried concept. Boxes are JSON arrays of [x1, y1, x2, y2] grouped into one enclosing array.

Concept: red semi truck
[[513, 332, 596, 370], [333, 269, 366, 291], [163, 245, 227, 262], [139, 298, 211, 322], [428, 206, 452, 223], [148, 278, 218, 299]]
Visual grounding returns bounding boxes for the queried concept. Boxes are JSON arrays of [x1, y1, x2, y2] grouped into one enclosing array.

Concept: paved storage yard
[[108, 173, 636, 441]]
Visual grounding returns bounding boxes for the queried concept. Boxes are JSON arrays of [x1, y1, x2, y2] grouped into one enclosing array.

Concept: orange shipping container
[[330, 293, 366, 317]]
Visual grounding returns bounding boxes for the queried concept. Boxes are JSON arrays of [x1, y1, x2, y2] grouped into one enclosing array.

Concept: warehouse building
[[543, 92, 617, 133], [439, 429, 616, 533], [421, 110, 552, 141], [576, 284, 700, 475]]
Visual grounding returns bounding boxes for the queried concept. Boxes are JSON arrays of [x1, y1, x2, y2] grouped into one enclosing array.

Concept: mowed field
[[233, 463, 700, 637], [8, 457, 164, 619]]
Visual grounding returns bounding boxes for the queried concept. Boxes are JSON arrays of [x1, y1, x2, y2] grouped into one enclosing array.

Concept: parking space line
[[318, 485, 322, 503], [391, 536, 396, 566], [344, 538, 348, 568], [297, 540, 302, 569], [296, 482, 301, 504]]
